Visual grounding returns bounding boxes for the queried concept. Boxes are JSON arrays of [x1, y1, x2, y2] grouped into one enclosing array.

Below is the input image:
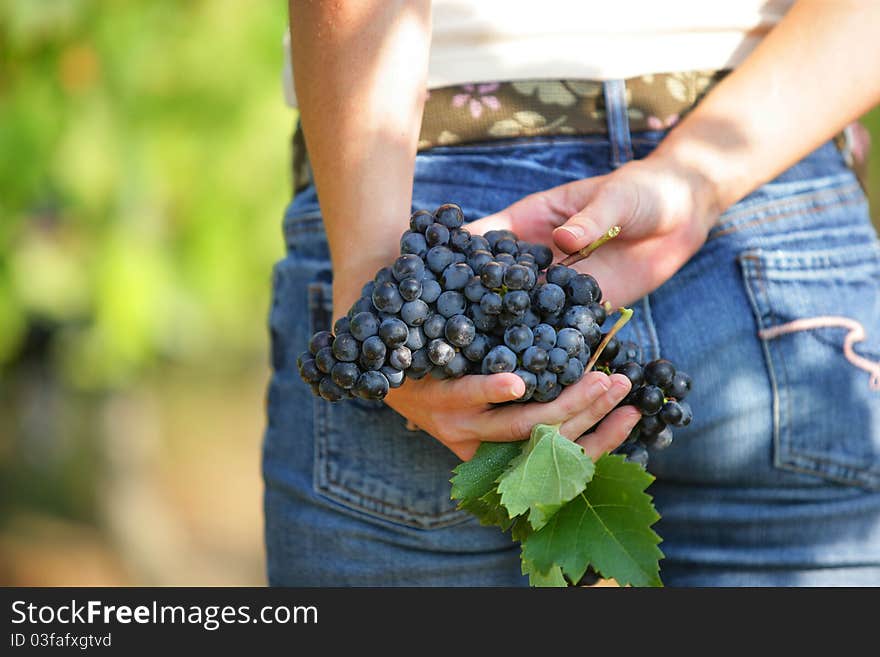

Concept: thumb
[[552, 179, 642, 254]]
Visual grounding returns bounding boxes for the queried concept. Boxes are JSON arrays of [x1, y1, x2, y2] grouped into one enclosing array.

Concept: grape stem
[[586, 306, 633, 371], [559, 225, 621, 267]]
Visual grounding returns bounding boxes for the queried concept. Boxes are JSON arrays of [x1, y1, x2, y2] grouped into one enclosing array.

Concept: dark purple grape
[[300, 359, 323, 384], [479, 292, 503, 315], [503, 290, 530, 314], [450, 228, 471, 251], [420, 279, 442, 304], [410, 209, 434, 233], [494, 237, 518, 255], [349, 311, 380, 341], [354, 370, 390, 400], [467, 249, 494, 274], [645, 359, 676, 389], [677, 401, 693, 426], [389, 346, 412, 370], [617, 442, 649, 468], [361, 335, 387, 361], [399, 277, 422, 301], [534, 283, 566, 315], [467, 235, 490, 254], [436, 291, 466, 318], [443, 352, 470, 378], [427, 338, 456, 366], [482, 345, 517, 373], [331, 362, 361, 389], [567, 274, 600, 305], [530, 245, 553, 269], [468, 304, 498, 333], [423, 313, 446, 339], [462, 333, 490, 362], [556, 328, 584, 357], [558, 358, 585, 386], [400, 231, 428, 258], [503, 264, 530, 290], [378, 318, 409, 347], [643, 426, 673, 451], [522, 346, 549, 373], [561, 305, 596, 334], [503, 324, 534, 353], [546, 264, 575, 287], [331, 332, 360, 362], [348, 296, 374, 318], [392, 254, 425, 282], [408, 349, 432, 379], [426, 245, 455, 274], [319, 377, 348, 401], [372, 282, 404, 313], [381, 366, 405, 388], [634, 385, 665, 416], [597, 336, 620, 365], [426, 223, 450, 247], [445, 314, 476, 348], [333, 316, 351, 336], [405, 326, 426, 351], [309, 330, 334, 356], [494, 252, 516, 266], [464, 277, 488, 303], [315, 346, 337, 374], [480, 262, 506, 289], [514, 369, 537, 402], [667, 371, 693, 400], [400, 299, 430, 327], [434, 203, 464, 229], [587, 302, 607, 326], [440, 262, 473, 290], [636, 413, 666, 437], [615, 362, 644, 388], [547, 347, 569, 374], [532, 324, 557, 350]]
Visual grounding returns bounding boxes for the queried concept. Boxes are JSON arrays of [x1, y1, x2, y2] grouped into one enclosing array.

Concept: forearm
[[288, 1, 431, 317], [651, 0, 880, 217]]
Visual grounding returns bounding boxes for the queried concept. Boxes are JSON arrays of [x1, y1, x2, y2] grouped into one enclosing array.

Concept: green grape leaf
[[522, 557, 567, 587], [509, 516, 533, 543], [457, 488, 514, 531], [496, 423, 595, 530], [521, 454, 663, 587], [450, 441, 525, 503]]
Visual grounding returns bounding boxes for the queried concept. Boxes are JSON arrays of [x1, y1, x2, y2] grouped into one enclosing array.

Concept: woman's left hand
[[468, 154, 722, 308]]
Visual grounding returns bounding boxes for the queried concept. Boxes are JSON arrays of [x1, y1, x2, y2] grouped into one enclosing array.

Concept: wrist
[[644, 138, 728, 232]]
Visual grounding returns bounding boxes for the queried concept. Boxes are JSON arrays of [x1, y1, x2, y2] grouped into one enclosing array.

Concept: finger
[[558, 373, 632, 439], [437, 372, 525, 406], [576, 405, 643, 460], [471, 179, 601, 244], [553, 180, 640, 254], [479, 370, 615, 442], [453, 440, 482, 462]]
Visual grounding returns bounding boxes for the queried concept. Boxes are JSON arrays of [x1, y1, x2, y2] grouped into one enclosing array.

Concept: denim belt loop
[[602, 79, 633, 168]]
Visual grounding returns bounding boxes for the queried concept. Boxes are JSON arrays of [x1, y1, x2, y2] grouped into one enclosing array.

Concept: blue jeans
[[263, 92, 880, 587]]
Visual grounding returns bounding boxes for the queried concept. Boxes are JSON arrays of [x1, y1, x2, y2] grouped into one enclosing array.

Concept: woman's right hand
[[383, 369, 642, 461]]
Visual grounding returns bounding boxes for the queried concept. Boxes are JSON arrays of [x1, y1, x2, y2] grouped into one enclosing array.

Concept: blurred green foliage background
[[1, 0, 879, 584]]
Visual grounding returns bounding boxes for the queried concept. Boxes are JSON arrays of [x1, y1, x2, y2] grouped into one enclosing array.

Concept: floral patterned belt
[[292, 69, 867, 193]]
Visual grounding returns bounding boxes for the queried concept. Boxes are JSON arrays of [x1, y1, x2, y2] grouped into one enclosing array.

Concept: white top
[[283, 0, 794, 107]]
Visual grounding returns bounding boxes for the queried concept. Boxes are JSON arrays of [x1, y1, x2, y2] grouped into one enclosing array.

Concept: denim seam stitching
[[739, 250, 880, 489], [709, 184, 864, 240]]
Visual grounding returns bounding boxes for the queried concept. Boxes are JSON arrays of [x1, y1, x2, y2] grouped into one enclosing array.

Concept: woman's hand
[[384, 369, 641, 461], [468, 154, 721, 308]]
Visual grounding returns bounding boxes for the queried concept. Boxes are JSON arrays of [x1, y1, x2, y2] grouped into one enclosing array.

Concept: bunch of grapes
[[297, 203, 692, 466]]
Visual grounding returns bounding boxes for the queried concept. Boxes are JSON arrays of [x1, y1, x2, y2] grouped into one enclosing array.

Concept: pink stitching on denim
[[758, 316, 880, 391]]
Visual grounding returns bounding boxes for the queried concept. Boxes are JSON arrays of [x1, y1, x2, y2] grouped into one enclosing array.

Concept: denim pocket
[[306, 278, 469, 530], [738, 241, 880, 489]]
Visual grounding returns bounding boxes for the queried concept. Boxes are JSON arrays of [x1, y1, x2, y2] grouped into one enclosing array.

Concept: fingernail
[[626, 410, 642, 431], [556, 225, 585, 241], [510, 382, 524, 397]]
